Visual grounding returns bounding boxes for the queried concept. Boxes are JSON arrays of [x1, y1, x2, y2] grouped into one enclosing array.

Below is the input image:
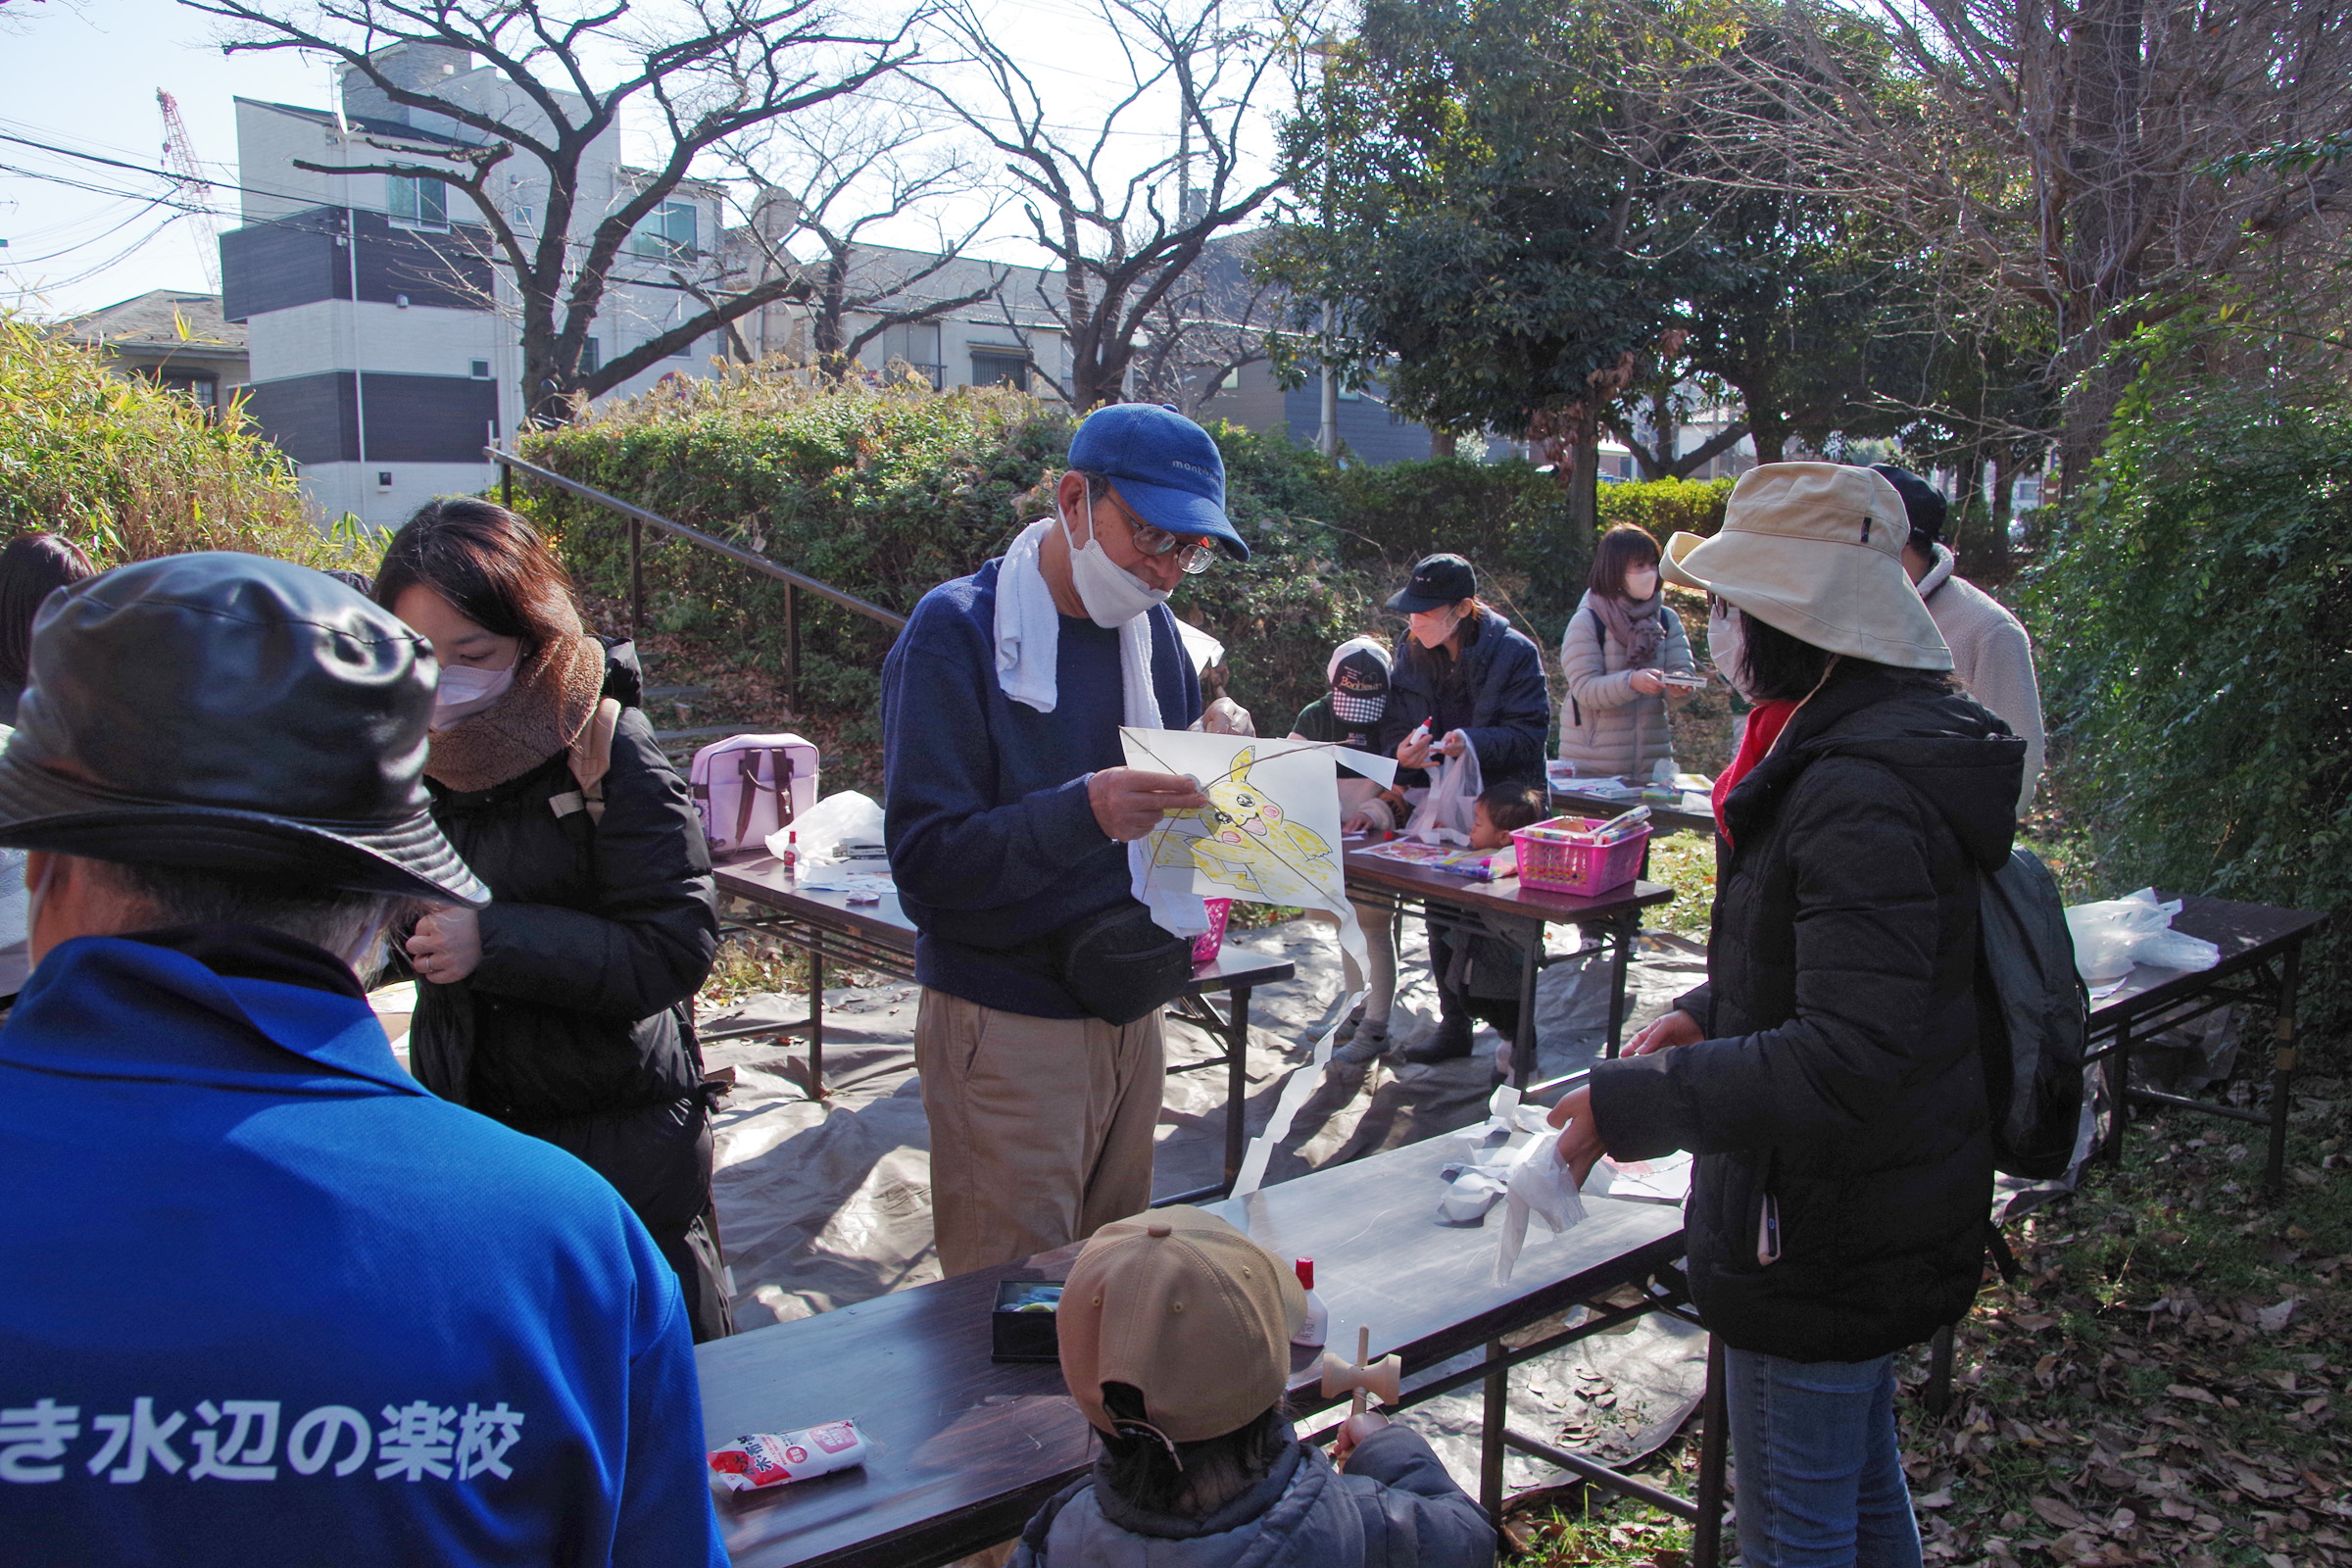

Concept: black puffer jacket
[[1377, 608, 1551, 789], [405, 647, 719, 1121], [1591, 664, 2024, 1361]]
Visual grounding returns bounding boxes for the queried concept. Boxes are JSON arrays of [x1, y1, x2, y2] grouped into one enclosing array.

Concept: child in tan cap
[[1012, 1205, 1494, 1567]]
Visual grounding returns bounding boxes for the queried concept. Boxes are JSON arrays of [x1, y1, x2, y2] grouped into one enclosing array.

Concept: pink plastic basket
[[1191, 898, 1234, 965], [1512, 816, 1650, 897]]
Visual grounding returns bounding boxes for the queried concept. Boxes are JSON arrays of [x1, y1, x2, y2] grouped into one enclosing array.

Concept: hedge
[[0, 313, 362, 570]]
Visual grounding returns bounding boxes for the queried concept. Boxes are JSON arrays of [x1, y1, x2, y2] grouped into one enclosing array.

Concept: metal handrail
[[484, 446, 908, 632]]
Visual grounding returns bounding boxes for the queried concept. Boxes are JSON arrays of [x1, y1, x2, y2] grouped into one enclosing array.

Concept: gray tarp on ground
[[699, 915, 1710, 1495]]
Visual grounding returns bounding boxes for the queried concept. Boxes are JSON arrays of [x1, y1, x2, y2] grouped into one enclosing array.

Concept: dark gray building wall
[[241, 370, 497, 465], [361, 372, 500, 462], [1197, 361, 1435, 465], [220, 207, 494, 322], [243, 371, 359, 465]]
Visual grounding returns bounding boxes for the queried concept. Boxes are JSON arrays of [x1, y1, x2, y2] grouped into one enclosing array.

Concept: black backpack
[[1976, 848, 2090, 1178]]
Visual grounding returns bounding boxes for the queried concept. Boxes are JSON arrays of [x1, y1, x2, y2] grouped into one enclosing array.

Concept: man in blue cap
[[882, 404, 1250, 1276]]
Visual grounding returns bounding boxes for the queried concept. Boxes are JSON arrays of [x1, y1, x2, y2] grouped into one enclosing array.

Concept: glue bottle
[[779, 830, 799, 879], [1291, 1258, 1328, 1348]]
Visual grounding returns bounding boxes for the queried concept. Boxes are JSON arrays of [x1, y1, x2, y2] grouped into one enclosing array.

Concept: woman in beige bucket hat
[[1548, 464, 2028, 1567]]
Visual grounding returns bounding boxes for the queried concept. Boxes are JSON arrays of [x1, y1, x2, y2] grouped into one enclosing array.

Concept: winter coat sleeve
[[469, 707, 719, 1017], [612, 1203, 730, 1566], [881, 612, 1117, 914], [1343, 1426, 1498, 1567], [1589, 759, 1953, 1162], [1459, 629, 1551, 784], [1970, 616, 2045, 818], [1561, 603, 1645, 713]]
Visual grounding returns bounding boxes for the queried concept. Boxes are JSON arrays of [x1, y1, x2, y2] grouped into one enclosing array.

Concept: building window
[[633, 200, 699, 261], [969, 349, 1029, 390], [470, 360, 491, 379], [388, 174, 448, 229], [581, 338, 601, 372]]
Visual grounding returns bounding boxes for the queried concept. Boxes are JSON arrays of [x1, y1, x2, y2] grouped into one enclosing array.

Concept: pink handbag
[[689, 733, 818, 856]]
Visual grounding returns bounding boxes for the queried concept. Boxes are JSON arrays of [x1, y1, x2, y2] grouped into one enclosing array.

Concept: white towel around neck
[[993, 517, 1210, 938]]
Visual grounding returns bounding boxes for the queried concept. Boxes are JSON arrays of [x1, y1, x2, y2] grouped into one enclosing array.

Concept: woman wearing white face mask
[[1558, 524, 1698, 783], [1376, 552, 1551, 1063], [375, 498, 730, 1342]]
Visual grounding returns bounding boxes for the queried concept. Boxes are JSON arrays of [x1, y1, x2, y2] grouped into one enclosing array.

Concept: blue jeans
[[1725, 1348, 1922, 1568]]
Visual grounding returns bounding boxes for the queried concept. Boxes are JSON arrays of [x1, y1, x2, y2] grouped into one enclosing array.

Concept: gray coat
[[1011, 1426, 1494, 1568], [1556, 590, 1696, 780]]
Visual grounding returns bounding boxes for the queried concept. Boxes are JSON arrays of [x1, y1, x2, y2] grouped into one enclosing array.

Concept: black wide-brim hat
[[0, 552, 488, 906]]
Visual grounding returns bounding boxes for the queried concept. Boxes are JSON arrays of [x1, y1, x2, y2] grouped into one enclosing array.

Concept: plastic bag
[[2062, 888, 2220, 984], [772, 790, 885, 866], [1494, 1128, 1588, 1284], [1405, 732, 1483, 846]]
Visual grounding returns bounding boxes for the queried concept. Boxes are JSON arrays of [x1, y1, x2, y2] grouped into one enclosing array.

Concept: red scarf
[[1712, 699, 1799, 845]]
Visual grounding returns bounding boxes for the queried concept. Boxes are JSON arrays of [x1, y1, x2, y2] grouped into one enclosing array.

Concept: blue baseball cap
[[1068, 404, 1249, 564]]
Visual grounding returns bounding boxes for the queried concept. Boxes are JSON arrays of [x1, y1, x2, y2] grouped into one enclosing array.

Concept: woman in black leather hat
[[377, 499, 730, 1341]]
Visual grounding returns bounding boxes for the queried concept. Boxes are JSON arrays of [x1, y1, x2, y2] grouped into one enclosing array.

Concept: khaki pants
[[913, 989, 1165, 1277]]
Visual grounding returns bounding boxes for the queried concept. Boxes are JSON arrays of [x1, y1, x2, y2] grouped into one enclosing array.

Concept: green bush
[[1331, 456, 1586, 625], [1595, 477, 1735, 544], [2025, 330, 2351, 1016], [0, 313, 360, 569], [514, 368, 1388, 745]]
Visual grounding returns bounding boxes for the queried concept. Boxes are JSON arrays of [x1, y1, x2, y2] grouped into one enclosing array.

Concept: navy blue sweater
[[881, 556, 1201, 1017]]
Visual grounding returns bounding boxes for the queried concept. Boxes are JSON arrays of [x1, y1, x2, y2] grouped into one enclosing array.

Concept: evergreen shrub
[[1595, 476, 1735, 544], [2026, 332, 2352, 1017]]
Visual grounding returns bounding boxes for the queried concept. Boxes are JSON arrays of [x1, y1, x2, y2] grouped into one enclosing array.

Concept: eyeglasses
[[1095, 487, 1218, 574]]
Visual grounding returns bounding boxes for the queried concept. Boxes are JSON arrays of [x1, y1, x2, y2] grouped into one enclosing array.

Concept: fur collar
[[424, 632, 607, 793]]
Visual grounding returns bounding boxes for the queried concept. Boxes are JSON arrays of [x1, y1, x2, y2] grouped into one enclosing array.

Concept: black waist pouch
[[1050, 901, 1195, 1026]]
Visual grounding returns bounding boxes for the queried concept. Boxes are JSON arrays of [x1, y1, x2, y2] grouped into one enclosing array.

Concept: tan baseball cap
[[1057, 1205, 1307, 1445], [1661, 462, 1953, 671]]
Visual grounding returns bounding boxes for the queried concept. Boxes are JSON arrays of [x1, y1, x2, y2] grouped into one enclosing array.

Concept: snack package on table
[[709, 1421, 868, 1493]]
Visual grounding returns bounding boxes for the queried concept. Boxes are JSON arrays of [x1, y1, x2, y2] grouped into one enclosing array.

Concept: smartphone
[[1755, 1192, 1782, 1266]]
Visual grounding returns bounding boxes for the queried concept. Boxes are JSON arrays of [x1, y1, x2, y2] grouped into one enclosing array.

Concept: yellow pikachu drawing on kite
[[1152, 746, 1339, 903]]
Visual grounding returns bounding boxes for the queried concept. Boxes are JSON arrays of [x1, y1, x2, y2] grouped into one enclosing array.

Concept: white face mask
[[1410, 608, 1461, 650], [1061, 483, 1171, 629], [432, 661, 515, 727], [1625, 567, 1660, 601], [1708, 601, 1752, 699]]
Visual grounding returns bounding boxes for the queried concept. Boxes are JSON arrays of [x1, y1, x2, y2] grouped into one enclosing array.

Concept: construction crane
[[156, 88, 221, 294]]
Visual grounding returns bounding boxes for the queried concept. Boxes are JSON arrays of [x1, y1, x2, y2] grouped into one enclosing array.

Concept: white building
[[223, 42, 733, 526]]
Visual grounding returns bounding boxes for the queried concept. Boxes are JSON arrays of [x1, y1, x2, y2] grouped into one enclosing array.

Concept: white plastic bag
[[2062, 888, 2220, 984], [772, 790, 885, 866], [1405, 733, 1483, 846], [1494, 1126, 1588, 1284]]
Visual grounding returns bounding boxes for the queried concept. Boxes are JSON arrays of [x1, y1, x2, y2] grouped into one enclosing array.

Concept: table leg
[[2100, 1016, 2132, 1164], [1480, 1339, 1508, 1522], [1692, 1334, 1728, 1568], [808, 952, 827, 1102], [1925, 1323, 1955, 1416], [1223, 986, 1252, 1196], [1604, 912, 1634, 1058], [2265, 941, 2301, 1198], [1512, 943, 1539, 1090]]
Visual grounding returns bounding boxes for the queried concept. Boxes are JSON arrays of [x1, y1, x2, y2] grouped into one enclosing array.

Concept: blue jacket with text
[[0, 927, 726, 1567]]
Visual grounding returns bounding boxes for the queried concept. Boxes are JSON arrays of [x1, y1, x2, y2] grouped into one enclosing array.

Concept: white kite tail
[[1229, 897, 1367, 1199]]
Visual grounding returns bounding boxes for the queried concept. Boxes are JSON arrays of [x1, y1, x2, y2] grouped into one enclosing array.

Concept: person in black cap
[[0, 554, 724, 1567], [882, 402, 1249, 1277], [1874, 465, 2044, 819], [1376, 552, 1551, 1064]]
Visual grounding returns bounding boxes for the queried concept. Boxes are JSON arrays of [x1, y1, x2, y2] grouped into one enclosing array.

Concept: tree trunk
[[1745, 403, 1788, 465], [1566, 405, 1601, 539], [1431, 427, 1458, 461]]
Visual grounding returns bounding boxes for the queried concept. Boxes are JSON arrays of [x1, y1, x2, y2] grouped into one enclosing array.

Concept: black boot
[[1403, 1004, 1477, 1063]]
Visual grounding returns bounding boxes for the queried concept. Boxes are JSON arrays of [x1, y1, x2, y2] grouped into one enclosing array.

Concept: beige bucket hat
[[1660, 462, 1952, 670], [1057, 1204, 1306, 1445]]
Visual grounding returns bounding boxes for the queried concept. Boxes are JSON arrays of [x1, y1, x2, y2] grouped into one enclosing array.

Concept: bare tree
[[1670, 0, 2352, 488], [719, 91, 1008, 374], [1127, 228, 1280, 413], [189, 0, 922, 425], [923, 0, 1310, 409]]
